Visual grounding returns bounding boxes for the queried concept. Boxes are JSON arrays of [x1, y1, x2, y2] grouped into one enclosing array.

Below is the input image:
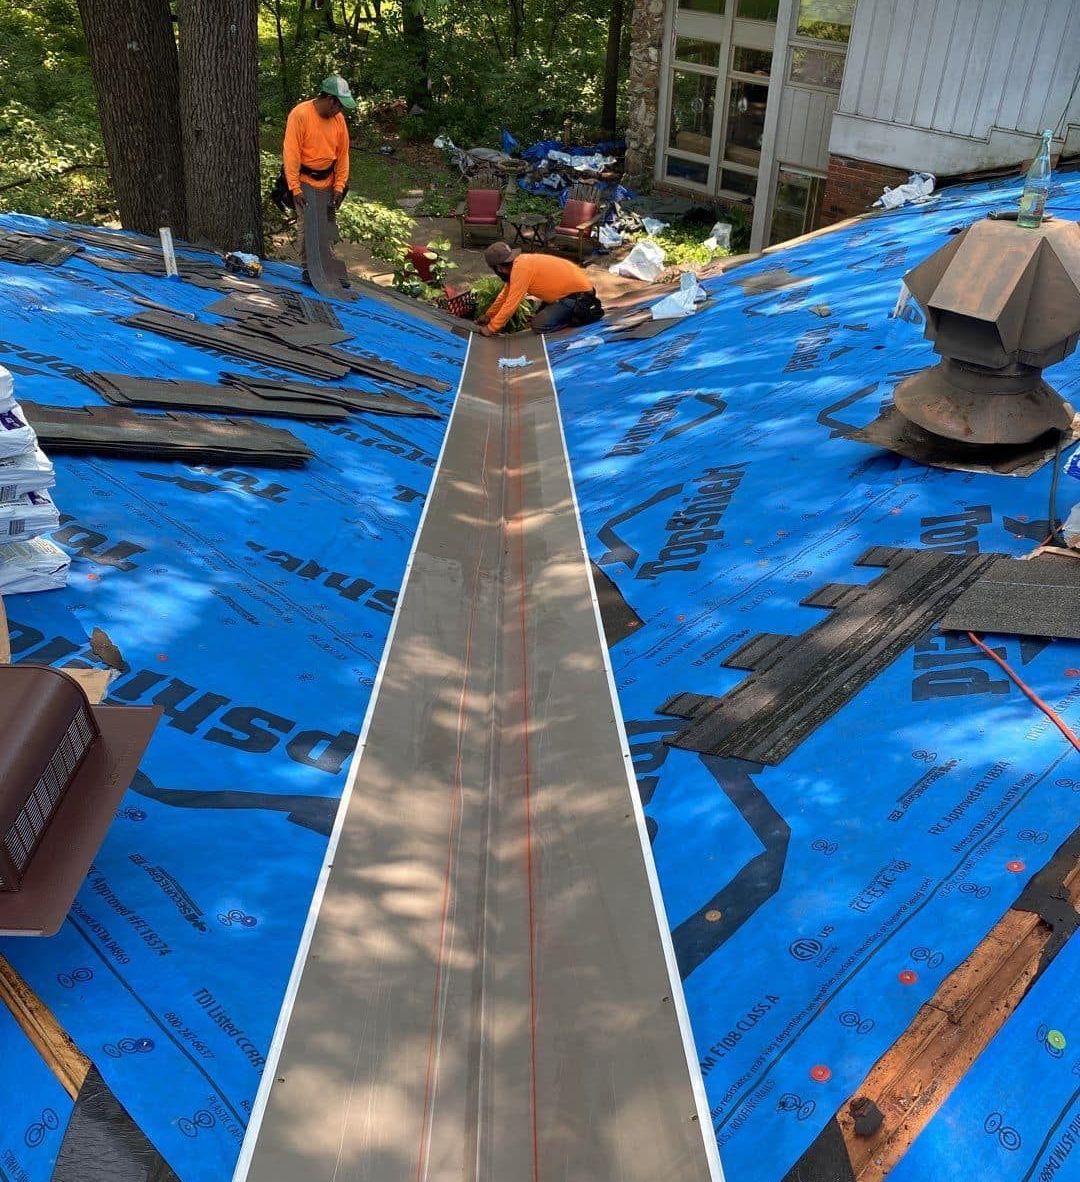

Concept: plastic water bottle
[[1017, 129, 1053, 228]]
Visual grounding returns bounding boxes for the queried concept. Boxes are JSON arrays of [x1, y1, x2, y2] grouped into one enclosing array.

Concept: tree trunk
[[77, 0, 187, 237], [401, 0, 429, 109], [508, 0, 524, 57], [271, 0, 290, 112], [294, 0, 309, 48], [600, 0, 625, 134], [177, 0, 264, 253]]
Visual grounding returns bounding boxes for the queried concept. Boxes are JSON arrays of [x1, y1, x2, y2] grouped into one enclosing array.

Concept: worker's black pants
[[530, 289, 603, 334]]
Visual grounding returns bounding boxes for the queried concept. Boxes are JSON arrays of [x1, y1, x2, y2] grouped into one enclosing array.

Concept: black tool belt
[[570, 288, 603, 326], [269, 164, 345, 212], [299, 162, 336, 180]]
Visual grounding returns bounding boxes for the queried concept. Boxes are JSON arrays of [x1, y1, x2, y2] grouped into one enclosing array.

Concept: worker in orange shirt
[[282, 75, 356, 283], [476, 242, 603, 335]]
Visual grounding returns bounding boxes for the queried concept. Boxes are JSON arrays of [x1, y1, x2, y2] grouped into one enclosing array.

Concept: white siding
[[830, 0, 1080, 173], [775, 85, 839, 171]]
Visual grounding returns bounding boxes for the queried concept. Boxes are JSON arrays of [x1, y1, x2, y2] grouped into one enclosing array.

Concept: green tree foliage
[[335, 194, 416, 260], [0, 0, 114, 220], [1, 0, 629, 227], [257, 0, 622, 146]]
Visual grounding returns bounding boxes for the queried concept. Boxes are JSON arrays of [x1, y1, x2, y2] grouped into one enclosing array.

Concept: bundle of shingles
[[121, 300, 452, 395], [77, 371, 439, 421], [19, 402, 315, 469], [0, 232, 83, 267], [0, 366, 69, 595]]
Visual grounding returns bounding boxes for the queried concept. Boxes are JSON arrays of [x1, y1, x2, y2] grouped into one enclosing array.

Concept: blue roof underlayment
[[0, 216, 463, 1182], [548, 171, 1080, 1182], [890, 930, 1080, 1182]]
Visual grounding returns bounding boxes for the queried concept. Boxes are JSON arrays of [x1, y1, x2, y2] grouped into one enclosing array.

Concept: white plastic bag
[[874, 172, 936, 210], [651, 271, 708, 321], [704, 221, 732, 252], [609, 240, 665, 281], [598, 223, 623, 250], [0, 365, 12, 412], [641, 216, 669, 236]]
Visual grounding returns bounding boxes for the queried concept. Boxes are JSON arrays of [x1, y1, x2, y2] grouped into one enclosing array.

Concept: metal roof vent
[[894, 218, 1080, 444]]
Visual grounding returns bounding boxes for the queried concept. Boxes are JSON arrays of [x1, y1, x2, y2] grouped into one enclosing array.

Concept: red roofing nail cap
[[810, 1064, 832, 1083], [1006, 860, 1025, 873], [898, 969, 918, 985]]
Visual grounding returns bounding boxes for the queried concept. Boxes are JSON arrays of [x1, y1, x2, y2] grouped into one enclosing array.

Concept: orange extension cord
[[967, 631, 1080, 753]]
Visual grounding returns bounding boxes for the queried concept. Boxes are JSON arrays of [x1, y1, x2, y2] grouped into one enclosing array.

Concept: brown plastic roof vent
[[0, 666, 161, 935], [895, 218, 1080, 444], [0, 668, 99, 890]]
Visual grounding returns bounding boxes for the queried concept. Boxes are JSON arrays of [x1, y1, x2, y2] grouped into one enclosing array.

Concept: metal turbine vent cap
[[895, 218, 1080, 444]]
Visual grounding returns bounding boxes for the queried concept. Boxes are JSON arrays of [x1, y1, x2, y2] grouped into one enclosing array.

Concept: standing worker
[[281, 75, 357, 284], [476, 242, 603, 335]]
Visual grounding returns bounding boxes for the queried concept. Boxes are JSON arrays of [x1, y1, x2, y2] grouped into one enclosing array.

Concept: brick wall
[[819, 155, 912, 225]]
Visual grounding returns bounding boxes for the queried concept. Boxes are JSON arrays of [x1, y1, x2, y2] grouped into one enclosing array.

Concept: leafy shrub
[[470, 274, 533, 332], [335, 197, 415, 261], [501, 190, 560, 218], [392, 237, 456, 300]]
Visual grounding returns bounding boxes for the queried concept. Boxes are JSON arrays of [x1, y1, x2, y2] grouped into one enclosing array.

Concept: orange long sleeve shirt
[[487, 254, 592, 332], [283, 100, 350, 196]]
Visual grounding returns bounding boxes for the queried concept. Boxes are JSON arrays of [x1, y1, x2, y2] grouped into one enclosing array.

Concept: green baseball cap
[[320, 74, 356, 111]]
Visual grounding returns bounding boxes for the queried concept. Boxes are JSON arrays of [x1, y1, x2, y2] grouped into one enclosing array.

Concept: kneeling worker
[[476, 242, 603, 336]]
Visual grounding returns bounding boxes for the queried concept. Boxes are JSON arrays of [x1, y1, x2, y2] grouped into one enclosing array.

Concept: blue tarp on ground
[[549, 173, 1080, 1181], [0, 215, 464, 1181]]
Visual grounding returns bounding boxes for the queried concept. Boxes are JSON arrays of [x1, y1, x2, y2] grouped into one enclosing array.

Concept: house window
[[666, 157, 711, 185], [678, 0, 725, 12], [719, 166, 758, 199], [789, 46, 845, 88], [735, 0, 779, 19], [796, 0, 855, 43], [770, 168, 824, 243], [723, 78, 769, 169], [668, 70, 718, 156], [675, 37, 724, 68], [732, 46, 772, 75]]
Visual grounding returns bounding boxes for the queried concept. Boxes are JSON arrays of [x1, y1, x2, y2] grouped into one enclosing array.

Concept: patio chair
[[454, 170, 506, 249], [549, 183, 605, 262]]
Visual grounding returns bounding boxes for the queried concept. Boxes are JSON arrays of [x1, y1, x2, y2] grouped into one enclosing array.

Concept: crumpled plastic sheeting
[[651, 272, 708, 321], [874, 172, 936, 210], [547, 150, 617, 173], [610, 240, 665, 281]]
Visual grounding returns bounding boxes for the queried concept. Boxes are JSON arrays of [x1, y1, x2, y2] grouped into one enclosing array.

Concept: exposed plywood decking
[[240, 336, 719, 1182]]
